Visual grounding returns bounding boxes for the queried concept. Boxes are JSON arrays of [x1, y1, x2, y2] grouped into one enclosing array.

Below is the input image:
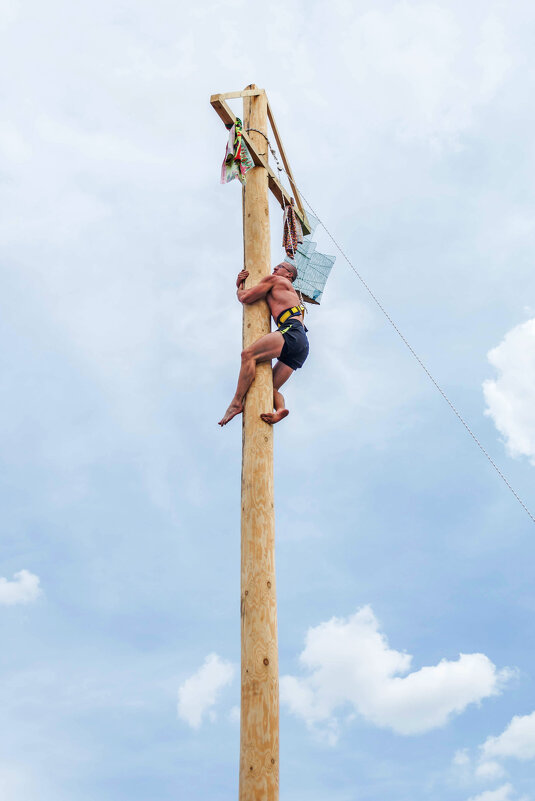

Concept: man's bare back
[[218, 262, 308, 427]]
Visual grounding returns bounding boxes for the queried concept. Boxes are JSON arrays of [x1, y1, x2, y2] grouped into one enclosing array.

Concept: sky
[[1, 1, 535, 799]]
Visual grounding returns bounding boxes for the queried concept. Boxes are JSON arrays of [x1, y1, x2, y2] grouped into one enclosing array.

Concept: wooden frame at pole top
[[210, 88, 311, 236]]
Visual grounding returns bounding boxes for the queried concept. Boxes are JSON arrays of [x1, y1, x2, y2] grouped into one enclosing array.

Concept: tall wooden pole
[[239, 85, 279, 801]]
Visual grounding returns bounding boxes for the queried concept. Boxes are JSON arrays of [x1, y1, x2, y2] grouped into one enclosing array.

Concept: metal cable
[[299, 190, 535, 525], [252, 129, 534, 525]]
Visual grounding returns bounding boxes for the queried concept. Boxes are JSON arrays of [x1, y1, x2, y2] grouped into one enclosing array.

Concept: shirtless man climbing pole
[[218, 262, 309, 427]]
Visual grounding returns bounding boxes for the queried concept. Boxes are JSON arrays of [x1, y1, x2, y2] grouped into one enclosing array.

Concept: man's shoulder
[[259, 273, 279, 285], [270, 274, 293, 289], [262, 274, 289, 294]]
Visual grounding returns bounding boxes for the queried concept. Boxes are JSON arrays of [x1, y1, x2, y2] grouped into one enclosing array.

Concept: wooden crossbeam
[[266, 100, 306, 222], [211, 89, 264, 101], [211, 93, 311, 236]]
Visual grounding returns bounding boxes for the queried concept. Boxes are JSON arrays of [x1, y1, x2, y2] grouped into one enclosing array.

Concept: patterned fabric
[[282, 202, 303, 258], [220, 118, 254, 185]]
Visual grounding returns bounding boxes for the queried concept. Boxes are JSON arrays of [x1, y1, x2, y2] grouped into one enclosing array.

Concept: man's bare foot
[[218, 402, 244, 426], [260, 409, 289, 425]]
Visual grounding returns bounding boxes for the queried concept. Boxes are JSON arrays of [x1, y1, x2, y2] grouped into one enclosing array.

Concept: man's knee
[[241, 347, 255, 364]]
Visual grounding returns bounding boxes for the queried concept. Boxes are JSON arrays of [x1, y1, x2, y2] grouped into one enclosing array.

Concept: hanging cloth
[[220, 118, 254, 185], [282, 200, 303, 258]]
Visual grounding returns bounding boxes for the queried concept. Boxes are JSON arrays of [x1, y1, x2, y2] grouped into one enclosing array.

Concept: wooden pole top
[[210, 89, 311, 236]]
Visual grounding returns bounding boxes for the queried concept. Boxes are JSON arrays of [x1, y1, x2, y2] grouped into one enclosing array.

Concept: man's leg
[[218, 331, 284, 426], [260, 360, 294, 425]]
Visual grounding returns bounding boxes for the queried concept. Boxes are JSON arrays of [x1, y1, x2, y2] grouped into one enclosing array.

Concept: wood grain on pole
[[239, 84, 279, 801]]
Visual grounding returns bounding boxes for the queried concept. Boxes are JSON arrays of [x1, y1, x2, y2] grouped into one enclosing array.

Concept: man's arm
[[235, 270, 278, 304]]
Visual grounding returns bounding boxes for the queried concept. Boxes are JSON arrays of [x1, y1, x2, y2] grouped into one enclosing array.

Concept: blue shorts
[[278, 318, 309, 370]]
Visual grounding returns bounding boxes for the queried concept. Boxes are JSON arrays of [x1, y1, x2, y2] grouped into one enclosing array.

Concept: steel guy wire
[[250, 128, 535, 525]]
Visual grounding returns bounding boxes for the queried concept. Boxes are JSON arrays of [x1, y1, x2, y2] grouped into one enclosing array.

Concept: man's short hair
[[282, 262, 298, 282]]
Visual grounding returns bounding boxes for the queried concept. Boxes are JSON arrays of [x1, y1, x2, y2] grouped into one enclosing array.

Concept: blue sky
[[2, 1, 535, 800]]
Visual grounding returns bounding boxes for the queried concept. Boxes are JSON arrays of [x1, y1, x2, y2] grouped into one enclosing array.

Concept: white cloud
[[475, 761, 507, 781], [0, 0, 18, 32], [177, 653, 235, 729], [467, 784, 515, 801], [0, 570, 42, 605], [483, 319, 535, 464], [454, 749, 471, 767], [456, 711, 535, 795], [0, 761, 37, 801], [281, 606, 511, 739], [337, 4, 511, 145], [37, 115, 166, 165], [481, 711, 535, 762]]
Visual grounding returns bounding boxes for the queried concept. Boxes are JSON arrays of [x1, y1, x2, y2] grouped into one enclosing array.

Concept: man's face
[[273, 263, 295, 280]]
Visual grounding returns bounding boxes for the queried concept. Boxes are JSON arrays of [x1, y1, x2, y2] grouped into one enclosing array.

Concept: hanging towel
[[282, 201, 304, 259], [221, 118, 254, 185]]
